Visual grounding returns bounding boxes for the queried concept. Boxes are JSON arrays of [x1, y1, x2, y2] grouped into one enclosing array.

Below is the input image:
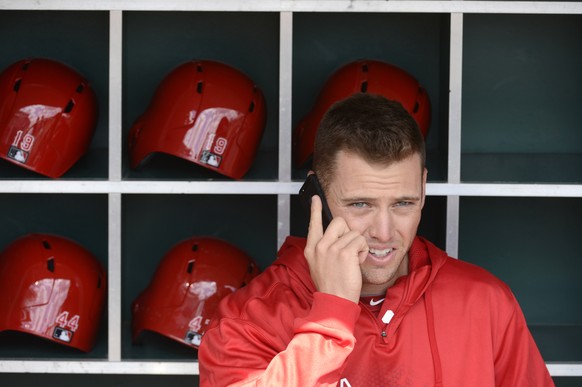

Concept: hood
[[273, 235, 449, 308], [271, 236, 317, 297], [383, 235, 448, 335]]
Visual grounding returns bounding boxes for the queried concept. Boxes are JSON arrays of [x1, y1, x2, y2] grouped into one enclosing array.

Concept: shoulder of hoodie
[[215, 235, 313, 320], [423, 237, 518, 306]]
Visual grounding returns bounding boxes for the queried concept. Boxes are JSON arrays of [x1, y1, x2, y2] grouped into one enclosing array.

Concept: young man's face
[[326, 150, 427, 295]]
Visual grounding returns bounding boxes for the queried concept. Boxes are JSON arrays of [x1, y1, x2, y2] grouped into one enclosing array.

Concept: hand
[[304, 195, 369, 304]]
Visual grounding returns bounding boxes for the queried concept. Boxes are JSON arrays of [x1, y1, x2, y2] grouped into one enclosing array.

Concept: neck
[[360, 253, 409, 296]]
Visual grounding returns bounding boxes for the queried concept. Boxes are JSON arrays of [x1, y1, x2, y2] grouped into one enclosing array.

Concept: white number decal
[[56, 311, 69, 327], [68, 314, 80, 331], [188, 316, 203, 332], [213, 137, 227, 155], [55, 311, 81, 332], [11, 130, 23, 146], [11, 130, 35, 151]]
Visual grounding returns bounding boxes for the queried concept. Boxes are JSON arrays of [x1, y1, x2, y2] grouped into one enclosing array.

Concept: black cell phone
[[298, 174, 333, 231]]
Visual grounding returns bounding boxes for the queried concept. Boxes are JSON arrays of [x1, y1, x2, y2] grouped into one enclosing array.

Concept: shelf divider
[[446, 12, 464, 258]]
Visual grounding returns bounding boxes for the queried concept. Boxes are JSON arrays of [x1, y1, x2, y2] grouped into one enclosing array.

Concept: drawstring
[[424, 289, 444, 387]]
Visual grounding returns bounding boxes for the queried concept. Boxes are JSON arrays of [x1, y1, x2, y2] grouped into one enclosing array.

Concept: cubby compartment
[[0, 193, 109, 359], [461, 13, 582, 184], [0, 10, 110, 180], [121, 193, 278, 360], [291, 12, 450, 182], [122, 11, 280, 181], [459, 196, 582, 362]]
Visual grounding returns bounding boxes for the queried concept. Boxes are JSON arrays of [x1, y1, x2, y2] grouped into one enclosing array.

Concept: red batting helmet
[[293, 59, 431, 167], [0, 233, 106, 352], [128, 60, 267, 179], [132, 236, 260, 349], [0, 58, 99, 177]]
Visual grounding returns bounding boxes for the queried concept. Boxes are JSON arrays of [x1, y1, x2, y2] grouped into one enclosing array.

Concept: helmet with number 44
[[0, 233, 106, 352]]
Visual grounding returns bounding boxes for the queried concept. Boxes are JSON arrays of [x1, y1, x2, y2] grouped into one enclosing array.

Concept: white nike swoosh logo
[[370, 298, 385, 306]]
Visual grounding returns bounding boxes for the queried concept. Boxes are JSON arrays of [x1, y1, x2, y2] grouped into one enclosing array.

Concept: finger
[[354, 236, 370, 264], [330, 230, 369, 260], [305, 195, 324, 251]]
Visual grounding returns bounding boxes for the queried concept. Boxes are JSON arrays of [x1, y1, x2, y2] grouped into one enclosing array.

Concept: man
[[199, 93, 554, 386]]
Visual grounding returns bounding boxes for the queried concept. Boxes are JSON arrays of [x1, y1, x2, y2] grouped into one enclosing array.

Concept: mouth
[[369, 247, 394, 259]]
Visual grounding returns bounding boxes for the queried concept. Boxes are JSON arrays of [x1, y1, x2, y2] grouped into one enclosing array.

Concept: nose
[[369, 209, 393, 242]]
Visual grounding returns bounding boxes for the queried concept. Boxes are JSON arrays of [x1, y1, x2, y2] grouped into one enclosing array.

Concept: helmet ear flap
[[292, 113, 318, 168], [414, 86, 432, 138], [128, 117, 145, 154]]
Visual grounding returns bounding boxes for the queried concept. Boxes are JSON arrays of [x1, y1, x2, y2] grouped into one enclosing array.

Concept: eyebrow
[[395, 195, 422, 202], [341, 195, 422, 204]]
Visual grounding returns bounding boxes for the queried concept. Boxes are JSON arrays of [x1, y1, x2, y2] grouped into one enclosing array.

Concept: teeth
[[369, 248, 393, 257]]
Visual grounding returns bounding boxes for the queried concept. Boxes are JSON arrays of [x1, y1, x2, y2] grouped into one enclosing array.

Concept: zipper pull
[[382, 309, 394, 324]]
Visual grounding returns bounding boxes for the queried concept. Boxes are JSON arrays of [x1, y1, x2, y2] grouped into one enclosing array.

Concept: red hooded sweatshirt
[[199, 236, 554, 387]]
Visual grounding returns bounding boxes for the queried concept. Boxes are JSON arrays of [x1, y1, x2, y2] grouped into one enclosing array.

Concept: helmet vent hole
[[64, 100, 75, 113], [22, 62, 30, 71], [76, 84, 85, 93], [362, 63, 369, 72], [191, 243, 198, 252], [187, 260, 195, 274], [42, 240, 52, 250], [413, 101, 419, 114], [197, 64, 203, 72], [196, 81, 203, 94], [47, 257, 55, 272], [360, 81, 368, 93], [249, 101, 255, 112], [13, 79, 22, 92]]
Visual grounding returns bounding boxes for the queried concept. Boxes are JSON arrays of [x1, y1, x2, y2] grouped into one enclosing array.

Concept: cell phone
[[298, 174, 333, 231]]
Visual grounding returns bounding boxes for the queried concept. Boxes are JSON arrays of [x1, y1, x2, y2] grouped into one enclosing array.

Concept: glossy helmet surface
[[293, 59, 431, 167], [0, 58, 99, 178], [128, 60, 267, 179], [132, 236, 260, 349], [0, 233, 107, 352]]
